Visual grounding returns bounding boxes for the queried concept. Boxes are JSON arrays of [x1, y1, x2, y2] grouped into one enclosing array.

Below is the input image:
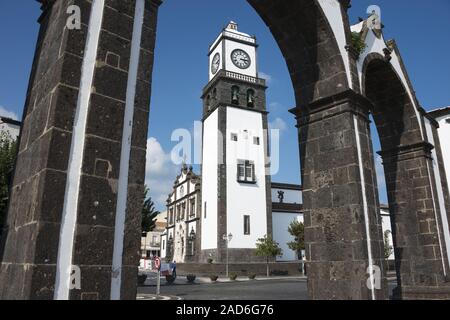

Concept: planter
[[229, 274, 238, 281], [210, 275, 219, 282], [137, 274, 147, 286], [166, 275, 176, 284], [248, 273, 256, 280], [187, 274, 196, 283]]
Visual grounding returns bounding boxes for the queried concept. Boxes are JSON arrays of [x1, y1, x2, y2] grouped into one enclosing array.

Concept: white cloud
[[259, 72, 272, 84], [269, 117, 287, 133], [0, 106, 18, 120], [145, 137, 180, 211], [268, 102, 282, 112]]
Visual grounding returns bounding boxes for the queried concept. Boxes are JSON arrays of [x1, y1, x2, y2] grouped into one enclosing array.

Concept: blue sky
[[1, 1, 449, 210]]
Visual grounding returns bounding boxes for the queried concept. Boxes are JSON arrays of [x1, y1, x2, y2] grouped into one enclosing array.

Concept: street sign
[[154, 257, 161, 270]]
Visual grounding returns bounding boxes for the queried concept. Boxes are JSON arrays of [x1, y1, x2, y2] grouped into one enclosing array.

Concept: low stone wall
[[176, 262, 303, 277]]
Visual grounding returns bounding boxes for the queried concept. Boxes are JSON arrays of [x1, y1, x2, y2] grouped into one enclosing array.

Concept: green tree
[[254, 235, 282, 277], [0, 132, 17, 233], [141, 187, 160, 233], [287, 220, 305, 260]]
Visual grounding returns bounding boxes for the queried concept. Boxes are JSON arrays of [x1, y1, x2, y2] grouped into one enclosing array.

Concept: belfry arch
[[0, 0, 449, 300]]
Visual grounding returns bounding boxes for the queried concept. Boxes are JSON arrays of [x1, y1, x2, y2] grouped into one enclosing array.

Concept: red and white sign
[[154, 257, 161, 270]]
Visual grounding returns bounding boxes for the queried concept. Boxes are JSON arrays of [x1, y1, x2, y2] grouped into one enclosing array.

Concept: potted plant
[[137, 274, 147, 285], [207, 258, 213, 264], [187, 274, 196, 283], [210, 275, 219, 282], [165, 275, 176, 284], [229, 273, 238, 281], [248, 273, 256, 280]]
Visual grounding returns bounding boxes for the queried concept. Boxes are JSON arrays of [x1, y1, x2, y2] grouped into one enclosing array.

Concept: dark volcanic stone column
[[0, 0, 161, 300], [379, 120, 450, 299], [294, 91, 387, 300]]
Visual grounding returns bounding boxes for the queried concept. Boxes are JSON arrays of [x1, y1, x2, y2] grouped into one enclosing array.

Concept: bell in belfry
[[247, 90, 255, 107]]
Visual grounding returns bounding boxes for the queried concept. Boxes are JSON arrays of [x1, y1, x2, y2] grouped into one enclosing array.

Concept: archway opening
[[364, 56, 425, 288]]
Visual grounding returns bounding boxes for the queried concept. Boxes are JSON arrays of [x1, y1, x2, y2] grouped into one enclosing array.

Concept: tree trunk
[[266, 257, 269, 277]]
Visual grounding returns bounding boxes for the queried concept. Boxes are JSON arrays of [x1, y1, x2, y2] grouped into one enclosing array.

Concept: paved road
[[138, 278, 398, 300]]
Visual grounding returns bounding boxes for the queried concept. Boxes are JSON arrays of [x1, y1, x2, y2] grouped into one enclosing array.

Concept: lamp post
[[223, 233, 233, 277]]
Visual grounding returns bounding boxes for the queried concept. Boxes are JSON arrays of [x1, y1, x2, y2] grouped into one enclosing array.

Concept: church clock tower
[[200, 22, 272, 263]]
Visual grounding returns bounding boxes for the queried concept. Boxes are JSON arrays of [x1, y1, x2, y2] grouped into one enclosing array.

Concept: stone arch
[[0, 0, 405, 301], [362, 52, 450, 298], [362, 53, 423, 151], [248, 0, 353, 108]]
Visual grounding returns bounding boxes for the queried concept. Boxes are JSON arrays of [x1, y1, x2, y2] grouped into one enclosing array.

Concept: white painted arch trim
[[54, 0, 105, 300], [356, 28, 425, 139], [110, 0, 146, 300], [317, 0, 353, 90]]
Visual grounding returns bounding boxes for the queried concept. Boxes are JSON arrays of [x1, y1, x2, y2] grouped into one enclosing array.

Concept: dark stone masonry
[[0, 0, 161, 300]]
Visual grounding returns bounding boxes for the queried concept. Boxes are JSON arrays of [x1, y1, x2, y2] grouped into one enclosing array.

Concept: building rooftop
[[271, 182, 302, 191], [428, 106, 450, 119], [0, 116, 21, 127]]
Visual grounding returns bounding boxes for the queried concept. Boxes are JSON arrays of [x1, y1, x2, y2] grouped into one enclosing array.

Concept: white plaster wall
[[160, 235, 167, 258], [201, 109, 219, 250], [317, 0, 352, 89], [271, 188, 302, 204], [380, 209, 394, 260], [176, 180, 188, 199], [436, 115, 450, 200], [425, 118, 450, 268], [190, 181, 197, 193], [226, 107, 268, 249], [273, 213, 303, 261], [0, 122, 20, 140]]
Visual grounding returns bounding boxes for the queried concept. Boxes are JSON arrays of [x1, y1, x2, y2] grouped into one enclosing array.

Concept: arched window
[[231, 86, 240, 105], [247, 89, 255, 107]]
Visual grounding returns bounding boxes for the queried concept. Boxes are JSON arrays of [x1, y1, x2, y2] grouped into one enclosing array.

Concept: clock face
[[231, 49, 251, 69], [211, 53, 220, 75]]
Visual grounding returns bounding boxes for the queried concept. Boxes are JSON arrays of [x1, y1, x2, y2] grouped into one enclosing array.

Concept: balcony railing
[[224, 71, 265, 86]]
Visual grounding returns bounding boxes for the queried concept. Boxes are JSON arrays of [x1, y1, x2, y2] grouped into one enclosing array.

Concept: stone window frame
[[253, 136, 260, 145], [169, 207, 174, 225], [231, 133, 238, 142], [237, 160, 256, 184], [190, 198, 196, 218]]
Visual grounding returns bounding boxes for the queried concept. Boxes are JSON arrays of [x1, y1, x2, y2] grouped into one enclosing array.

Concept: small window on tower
[[244, 215, 251, 235], [231, 86, 240, 105], [204, 202, 207, 219], [446, 118, 450, 124], [231, 133, 238, 142], [253, 137, 260, 145]]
